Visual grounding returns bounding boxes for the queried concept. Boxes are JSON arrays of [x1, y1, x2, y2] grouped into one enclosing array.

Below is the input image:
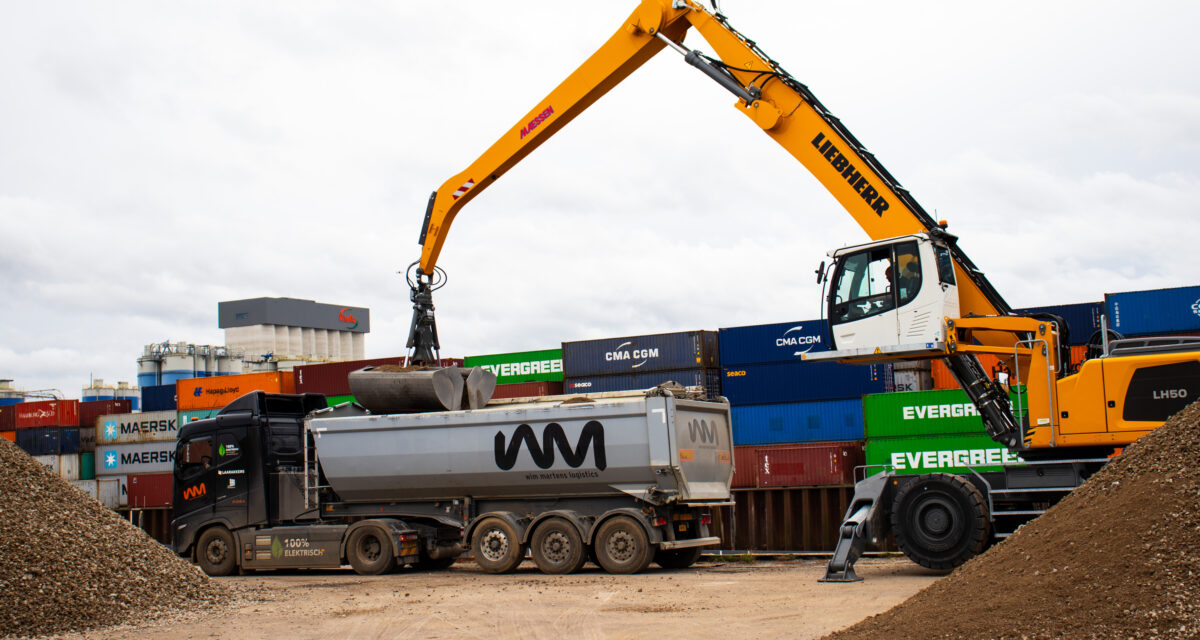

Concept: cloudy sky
[[2, 1, 1198, 397]]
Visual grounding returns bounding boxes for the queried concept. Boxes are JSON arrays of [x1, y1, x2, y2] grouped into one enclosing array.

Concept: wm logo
[[182, 483, 207, 500], [495, 421, 606, 471], [688, 418, 717, 444]]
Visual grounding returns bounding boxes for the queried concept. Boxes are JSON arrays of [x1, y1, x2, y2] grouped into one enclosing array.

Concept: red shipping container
[[15, 399, 79, 429], [127, 472, 173, 508], [491, 381, 564, 400], [731, 446, 757, 488], [295, 357, 464, 396], [78, 399, 132, 428], [0, 406, 15, 430], [754, 441, 864, 488]]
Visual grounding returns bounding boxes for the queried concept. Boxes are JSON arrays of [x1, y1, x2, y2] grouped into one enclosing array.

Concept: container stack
[[561, 330, 721, 398], [177, 370, 297, 423], [91, 410, 180, 508], [1105, 284, 1200, 338], [464, 349, 564, 399], [862, 388, 1024, 477], [12, 399, 84, 483]]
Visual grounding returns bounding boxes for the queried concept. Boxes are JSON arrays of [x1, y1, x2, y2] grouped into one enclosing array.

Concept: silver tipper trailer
[[172, 388, 733, 576]]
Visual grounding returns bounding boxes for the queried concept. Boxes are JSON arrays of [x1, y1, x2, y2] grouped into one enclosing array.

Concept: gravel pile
[[0, 438, 229, 638], [827, 399, 1200, 640]]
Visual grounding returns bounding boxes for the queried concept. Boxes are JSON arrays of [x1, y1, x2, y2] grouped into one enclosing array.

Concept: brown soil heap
[[0, 438, 228, 638], [828, 400, 1200, 640]]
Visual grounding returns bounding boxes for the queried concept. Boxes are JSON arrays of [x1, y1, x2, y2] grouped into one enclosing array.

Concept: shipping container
[[176, 371, 294, 411], [892, 368, 932, 393], [490, 381, 565, 400], [865, 389, 986, 439], [720, 361, 892, 406], [755, 441, 864, 487], [1105, 285, 1200, 337], [98, 476, 122, 508], [95, 410, 179, 444], [80, 452, 96, 480], [14, 399, 79, 429], [77, 399, 132, 429], [95, 441, 176, 476], [127, 472, 173, 508], [731, 446, 756, 489], [179, 409, 220, 424], [141, 384, 177, 412], [1015, 302, 1103, 346], [931, 354, 1008, 390], [79, 427, 95, 452], [16, 427, 78, 456], [0, 431, 14, 442], [324, 394, 356, 406], [730, 399, 864, 445], [718, 319, 828, 367], [294, 357, 462, 396], [464, 349, 564, 384], [865, 432, 1024, 475], [562, 330, 719, 377], [563, 368, 721, 399], [710, 486, 855, 552], [70, 479, 99, 502], [0, 406, 16, 430], [33, 454, 81, 481]]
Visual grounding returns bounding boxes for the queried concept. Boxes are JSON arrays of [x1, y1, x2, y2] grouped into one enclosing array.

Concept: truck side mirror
[[815, 261, 826, 284]]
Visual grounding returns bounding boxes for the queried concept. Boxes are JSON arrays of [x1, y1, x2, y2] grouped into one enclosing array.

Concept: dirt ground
[[57, 557, 940, 640]]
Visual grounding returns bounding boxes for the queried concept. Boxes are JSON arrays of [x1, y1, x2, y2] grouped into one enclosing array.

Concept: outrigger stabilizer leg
[[820, 471, 893, 582]]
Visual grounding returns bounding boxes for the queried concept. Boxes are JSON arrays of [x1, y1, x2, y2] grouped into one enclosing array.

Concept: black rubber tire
[[346, 526, 396, 575], [654, 546, 703, 570], [196, 526, 237, 577], [594, 515, 653, 575], [530, 518, 587, 575], [891, 473, 990, 572], [471, 517, 525, 574]]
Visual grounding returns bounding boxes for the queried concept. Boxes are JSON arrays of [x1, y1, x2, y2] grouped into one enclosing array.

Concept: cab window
[[178, 437, 213, 479], [831, 247, 894, 323], [893, 241, 922, 306]]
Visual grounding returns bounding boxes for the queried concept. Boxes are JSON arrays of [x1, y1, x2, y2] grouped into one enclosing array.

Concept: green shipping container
[[80, 452, 96, 480], [863, 387, 1026, 439], [179, 409, 220, 425], [326, 394, 356, 406], [464, 349, 563, 384], [866, 433, 1024, 476]]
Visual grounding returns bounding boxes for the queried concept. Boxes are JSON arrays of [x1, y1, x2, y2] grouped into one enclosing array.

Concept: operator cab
[[810, 234, 959, 361]]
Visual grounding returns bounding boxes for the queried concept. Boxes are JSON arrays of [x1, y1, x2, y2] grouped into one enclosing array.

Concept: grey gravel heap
[[0, 438, 228, 638]]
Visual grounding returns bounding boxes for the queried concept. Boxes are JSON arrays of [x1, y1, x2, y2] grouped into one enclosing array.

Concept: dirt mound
[[0, 439, 229, 638], [827, 400, 1200, 640]]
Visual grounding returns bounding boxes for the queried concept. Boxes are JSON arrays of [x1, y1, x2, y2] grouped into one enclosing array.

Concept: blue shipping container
[[731, 399, 864, 445], [1105, 285, 1200, 337], [0, 397, 23, 407], [718, 319, 829, 367], [1015, 302, 1103, 346], [564, 368, 721, 399], [721, 361, 892, 406], [141, 384, 177, 412], [16, 427, 79, 456], [562, 331, 719, 377]]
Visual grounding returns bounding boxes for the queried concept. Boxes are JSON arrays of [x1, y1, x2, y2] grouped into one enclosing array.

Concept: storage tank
[[0, 379, 25, 406], [114, 381, 139, 412], [161, 343, 197, 385], [82, 379, 116, 402], [216, 353, 243, 376], [136, 356, 161, 388]]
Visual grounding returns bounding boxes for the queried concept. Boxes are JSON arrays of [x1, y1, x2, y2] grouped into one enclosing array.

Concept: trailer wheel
[[346, 526, 396, 575], [530, 518, 587, 575], [471, 517, 525, 574], [196, 526, 237, 577], [654, 546, 703, 570], [594, 515, 653, 575], [891, 473, 990, 572]]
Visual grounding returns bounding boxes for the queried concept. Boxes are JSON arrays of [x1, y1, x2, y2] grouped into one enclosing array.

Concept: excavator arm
[[409, 0, 1023, 447]]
